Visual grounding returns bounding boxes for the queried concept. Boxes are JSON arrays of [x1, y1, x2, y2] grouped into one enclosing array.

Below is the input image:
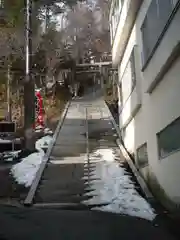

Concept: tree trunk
[[44, 5, 50, 33], [7, 64, 12, 121], [24, 0, 35, 151]]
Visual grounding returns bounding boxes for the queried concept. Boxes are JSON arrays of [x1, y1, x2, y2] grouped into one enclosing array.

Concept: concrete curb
[[32, 202, 111, 209], [116, 139, 153, 200], [103, 101, 154, 201], [24, 100, 71, 206]]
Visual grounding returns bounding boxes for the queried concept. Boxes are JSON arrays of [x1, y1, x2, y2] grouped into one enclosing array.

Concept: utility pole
[[44, 5, 50, 33], [24, 0, 35, 150], [7, 63, 12, 121], [44, 5, 50, 85]]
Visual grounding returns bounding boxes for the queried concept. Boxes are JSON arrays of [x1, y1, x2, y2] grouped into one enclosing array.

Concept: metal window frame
[[109, 0, 124, 41], [119, 45, 138, 112], [136, 142, 149, 168], [141, 0, 180, 70], [157, 116, 180, 159]]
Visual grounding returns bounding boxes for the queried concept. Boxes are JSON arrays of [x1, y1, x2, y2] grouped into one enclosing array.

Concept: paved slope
[[0, 206, 175, 240]]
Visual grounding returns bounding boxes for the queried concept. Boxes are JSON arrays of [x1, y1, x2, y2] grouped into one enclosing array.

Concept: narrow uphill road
[[33, 91, 155, 220], [0, 91, 176, 240]]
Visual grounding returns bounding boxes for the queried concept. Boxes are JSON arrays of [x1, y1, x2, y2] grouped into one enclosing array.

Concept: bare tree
[[0, 27, 24, 121], [0, 0, 41, 150], [64, 0, 111, 63]]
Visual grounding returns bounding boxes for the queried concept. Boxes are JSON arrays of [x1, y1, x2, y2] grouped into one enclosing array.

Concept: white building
[[110, 0, 180, 209]]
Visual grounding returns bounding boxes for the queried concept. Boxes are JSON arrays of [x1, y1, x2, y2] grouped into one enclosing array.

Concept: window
[[119, 83, 123, 107], [136, 143, 149, 168], [121, 46, 137, 106], [130, 47, 136, 91], [110, 0, 124, 39], [141, 0, 179, 65], [157, 117, 180, 159]]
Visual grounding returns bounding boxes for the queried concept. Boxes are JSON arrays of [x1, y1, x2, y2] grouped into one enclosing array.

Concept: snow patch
[[3, 151, 21, 162], [35, 88, 42, 92], [36, 135, 52, 150], [11, 135, 52, 187], [11, 150, 44, 187], [44, 128, 53, 134], [93, 149, 114, 162], [46, 81, 55, 89], [35, 127, 53, 134], [0, 138, 12, 143], [35, 125, 43, 130], [35, 129, 42, 133], [82, 148, 156, 221]]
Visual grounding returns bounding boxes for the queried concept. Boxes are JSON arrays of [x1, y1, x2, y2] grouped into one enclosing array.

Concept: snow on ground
[[4, 151, 21, 162], [11, 135, 53, 187], [36, 135, 53, 150], [0, 138, 21, 161], [35, 125, 43, 130], [82, 148, 156, 221], [35, 129, 42, 133], [11, 150, 44, 187], [35, 127, 53, 134], [0, 138, 12, 143], [44, 128, 53, 134]]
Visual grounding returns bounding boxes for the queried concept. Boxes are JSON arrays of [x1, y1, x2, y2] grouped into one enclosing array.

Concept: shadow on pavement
[[0, 206, 176, 240]]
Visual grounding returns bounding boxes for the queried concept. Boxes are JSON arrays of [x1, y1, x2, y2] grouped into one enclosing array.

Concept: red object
[[35, 90, 45, 128]]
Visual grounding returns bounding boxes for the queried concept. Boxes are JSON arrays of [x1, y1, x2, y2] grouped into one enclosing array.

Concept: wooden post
[[24, 0, 35, 150]]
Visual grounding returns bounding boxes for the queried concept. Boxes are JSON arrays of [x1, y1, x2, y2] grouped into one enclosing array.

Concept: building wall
[[145, 57, 180, 203], [110, 0, 180, 205]]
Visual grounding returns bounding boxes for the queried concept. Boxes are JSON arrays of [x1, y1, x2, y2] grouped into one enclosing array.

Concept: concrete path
[[0, 92, 176, 239], [35, 95, 116, 204], [0, 206, 175, 240]]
